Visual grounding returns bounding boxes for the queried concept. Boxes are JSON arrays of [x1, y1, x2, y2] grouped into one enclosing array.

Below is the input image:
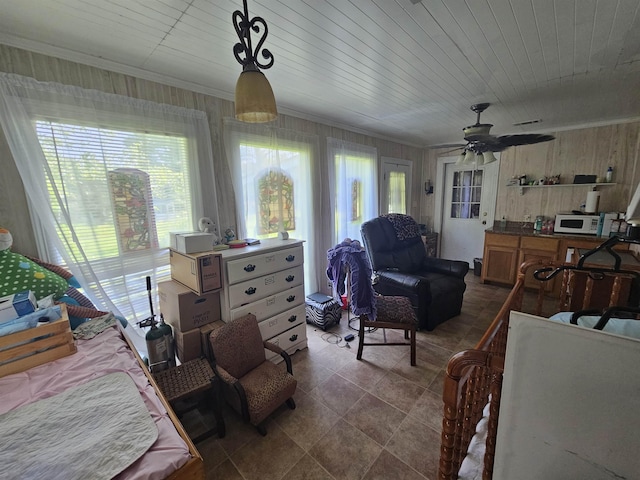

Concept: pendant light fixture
[[232, 0, 277, 123]]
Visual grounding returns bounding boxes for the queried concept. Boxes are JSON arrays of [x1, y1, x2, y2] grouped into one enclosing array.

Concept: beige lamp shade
[[463, 149, 476, 164], [482, 151, 498, 164], [235, 70, 277, 123]]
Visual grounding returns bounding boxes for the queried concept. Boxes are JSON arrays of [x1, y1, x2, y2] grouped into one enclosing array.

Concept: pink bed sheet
[[0, 326, 191, 480]]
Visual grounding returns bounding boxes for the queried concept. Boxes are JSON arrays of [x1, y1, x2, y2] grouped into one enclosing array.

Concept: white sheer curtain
[[0, 73, 219, 323], [223, 118, 322, 294], [327, 137, 378, 246]]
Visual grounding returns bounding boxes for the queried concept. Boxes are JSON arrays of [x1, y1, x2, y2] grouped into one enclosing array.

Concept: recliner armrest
[[422, 257, 469, 278], [374, 271, 431, 302]]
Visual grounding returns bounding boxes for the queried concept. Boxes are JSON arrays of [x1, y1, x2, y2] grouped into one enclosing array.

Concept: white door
[[381, 157, 412, 214], [435, 156, 499, 264]]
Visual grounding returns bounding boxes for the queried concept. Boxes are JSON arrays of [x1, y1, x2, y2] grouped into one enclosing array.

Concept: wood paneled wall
[[3, 44, 639, 258], [425, 121, 640, 226], [0, 44, 421, 267]]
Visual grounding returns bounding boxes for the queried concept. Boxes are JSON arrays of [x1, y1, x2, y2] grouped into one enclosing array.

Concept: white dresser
[[219, 238, 307, 361]]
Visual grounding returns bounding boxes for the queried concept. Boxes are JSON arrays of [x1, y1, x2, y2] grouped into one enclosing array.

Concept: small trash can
[[473, 258, 483, 276]]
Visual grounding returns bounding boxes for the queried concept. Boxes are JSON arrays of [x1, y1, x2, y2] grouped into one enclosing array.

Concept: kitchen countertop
[[485, 222, 606, 242]]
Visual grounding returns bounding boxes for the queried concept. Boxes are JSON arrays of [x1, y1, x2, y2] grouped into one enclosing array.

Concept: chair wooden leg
[[286, 398, 296, 410], [256, 424, 267, 436], [356, 316, 365, 360], [410, 328, 416, 366]]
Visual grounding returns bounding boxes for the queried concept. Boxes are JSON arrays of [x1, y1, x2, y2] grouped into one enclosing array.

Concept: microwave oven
[[554, 214, 600, 235]]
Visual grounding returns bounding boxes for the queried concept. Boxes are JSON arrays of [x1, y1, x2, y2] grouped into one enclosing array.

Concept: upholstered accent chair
[[209, 313, 297, 436], [357, 294, 418, 366], [361, 214, 469, 331], [327, 239, 418, 365]]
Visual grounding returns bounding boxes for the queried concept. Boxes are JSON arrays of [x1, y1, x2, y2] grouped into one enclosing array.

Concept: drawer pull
[[286, 295, 296, 302], [245, 287, 256, 295], [289, 334, 298, 342], [244, 264, 256, 272], [288, 315, 297, 323], [285, 275, 295, 282], [285, 255, 295, 262]]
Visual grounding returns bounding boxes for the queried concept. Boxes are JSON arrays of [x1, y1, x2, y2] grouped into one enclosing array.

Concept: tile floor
[[186, 274, 513, 480]]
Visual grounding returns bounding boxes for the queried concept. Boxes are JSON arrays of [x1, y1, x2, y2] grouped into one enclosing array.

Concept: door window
[[451, 169, 483, 219], [381, 157, 412, 215]]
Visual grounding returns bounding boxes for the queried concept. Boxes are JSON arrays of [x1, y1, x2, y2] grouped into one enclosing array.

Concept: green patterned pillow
[[0, 249, 69, 301]]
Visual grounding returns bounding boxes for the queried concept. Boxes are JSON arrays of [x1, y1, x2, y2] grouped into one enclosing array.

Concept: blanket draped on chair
[[326, 239, 377, 319], [380, 213, 421, 241]]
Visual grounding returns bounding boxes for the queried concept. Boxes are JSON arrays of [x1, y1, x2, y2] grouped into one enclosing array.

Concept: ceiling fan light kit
[[456, 103, 555, 157]]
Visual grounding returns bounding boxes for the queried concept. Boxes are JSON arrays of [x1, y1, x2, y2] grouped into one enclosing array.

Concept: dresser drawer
[[258, 304, 306, 341], [229, 284, 305, 323], [265, 322, 308, 361], [227, 246, 304, 284], [228, 265, 303, 309]]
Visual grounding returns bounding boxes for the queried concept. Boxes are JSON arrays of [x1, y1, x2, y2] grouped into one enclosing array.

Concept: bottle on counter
[[605, 166, 613, 182], [534, 216, 544, 232]]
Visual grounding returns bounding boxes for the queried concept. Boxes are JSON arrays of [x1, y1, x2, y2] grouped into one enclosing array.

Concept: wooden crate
[[0, 304, 76, 378]]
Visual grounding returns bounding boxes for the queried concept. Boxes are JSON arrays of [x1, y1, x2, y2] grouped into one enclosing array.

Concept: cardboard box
[[0, 291, 37, 323], [174, 327, 201, 363], [169, 249, 222, 296], [199, 320, 224, 361], [170, 231, 214, 254], [159, 280, 221, 332]]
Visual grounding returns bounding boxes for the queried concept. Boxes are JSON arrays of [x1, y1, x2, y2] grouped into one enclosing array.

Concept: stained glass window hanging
[[256, 168, 295, 235]]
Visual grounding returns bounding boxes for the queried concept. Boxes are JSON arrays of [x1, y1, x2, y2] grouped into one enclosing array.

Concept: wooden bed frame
[[438, 257, 640, 480], [117, 321, 205, 480]]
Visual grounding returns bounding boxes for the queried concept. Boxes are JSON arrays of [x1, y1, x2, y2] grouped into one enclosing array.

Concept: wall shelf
[[508, 182, 617, 196]]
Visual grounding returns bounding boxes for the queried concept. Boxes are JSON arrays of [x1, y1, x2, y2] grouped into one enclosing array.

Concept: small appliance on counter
[[597, 212, 619, 237], [554, 213, 600, 235]]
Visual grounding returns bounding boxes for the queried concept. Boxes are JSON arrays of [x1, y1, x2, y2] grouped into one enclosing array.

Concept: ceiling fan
[[449, 103, 555, 165]]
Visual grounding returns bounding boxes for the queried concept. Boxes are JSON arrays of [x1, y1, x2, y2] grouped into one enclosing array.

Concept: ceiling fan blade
[[428, 143, 466, 150], [496, 134, 555, 147], [440, 146, 466, 155]]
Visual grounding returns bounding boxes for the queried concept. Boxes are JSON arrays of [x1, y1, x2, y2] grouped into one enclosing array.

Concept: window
[[328, 139, 378, 245], [381, 157, 412, 215], [0, 73, 217, 323], [451, 169, 483, 219], [224, 121, 321, 294], [35, 120, 198, 319], [238, 142, 308, 240]]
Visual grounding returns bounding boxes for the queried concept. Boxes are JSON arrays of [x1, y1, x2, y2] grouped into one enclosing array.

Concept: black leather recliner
[[360, 214, 469, 331]]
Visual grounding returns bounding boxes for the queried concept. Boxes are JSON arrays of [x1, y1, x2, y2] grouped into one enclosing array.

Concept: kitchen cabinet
[[218, 238, 307, 362], [481, 233, 520, 285], [481, 231, 631, 288], [518, 236, 560, 291]]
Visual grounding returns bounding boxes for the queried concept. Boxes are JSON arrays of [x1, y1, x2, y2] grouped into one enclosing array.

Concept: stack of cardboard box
[[158, 280, 223, 363], [162, 248, 224, 363]]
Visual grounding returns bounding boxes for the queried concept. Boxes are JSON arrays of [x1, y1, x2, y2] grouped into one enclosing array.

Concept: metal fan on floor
[[446, 103, 555, 165]]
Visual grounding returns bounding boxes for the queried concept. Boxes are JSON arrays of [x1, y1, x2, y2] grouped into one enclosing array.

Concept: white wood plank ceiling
[[0, 0, 639, 147]]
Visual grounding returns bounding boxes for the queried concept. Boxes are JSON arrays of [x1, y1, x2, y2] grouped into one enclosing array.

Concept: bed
[[438, 242, 640, 480], [0, 305, 204, 480]]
